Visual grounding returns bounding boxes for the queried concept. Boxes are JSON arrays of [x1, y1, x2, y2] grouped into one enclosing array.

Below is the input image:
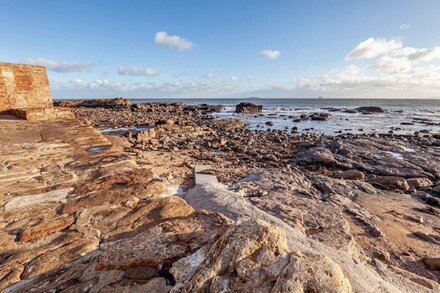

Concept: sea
[[128, 98, 440, 135]]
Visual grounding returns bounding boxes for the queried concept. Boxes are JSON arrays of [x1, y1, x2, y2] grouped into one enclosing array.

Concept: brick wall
[[0, 62, 52, 112]]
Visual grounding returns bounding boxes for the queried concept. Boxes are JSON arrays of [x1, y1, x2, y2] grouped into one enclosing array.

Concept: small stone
[[340, 170, 365, 180], [125, 197, 140, 209]]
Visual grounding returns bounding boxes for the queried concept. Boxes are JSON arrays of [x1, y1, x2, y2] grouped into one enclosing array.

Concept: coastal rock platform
[[1, 101, 439, 292]]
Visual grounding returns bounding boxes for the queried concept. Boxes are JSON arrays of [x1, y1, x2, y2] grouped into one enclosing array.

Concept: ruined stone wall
[[0, 62, 52, 112]]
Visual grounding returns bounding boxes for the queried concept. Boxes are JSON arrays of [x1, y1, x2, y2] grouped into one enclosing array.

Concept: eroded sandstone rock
[[369, 176, 410, 191], [179, 218, 290, 292], [407, 177, 433, 189], [63, 168, 167, 213], [19, 214, 75, 242], [422, 257, 440, 271], [178, 218, 353, 293], [272, 252, 352, 293], [97, 211, 231, 270]]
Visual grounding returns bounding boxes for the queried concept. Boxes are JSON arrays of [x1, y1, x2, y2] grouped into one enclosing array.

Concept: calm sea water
[[130, 98, 440, 135]]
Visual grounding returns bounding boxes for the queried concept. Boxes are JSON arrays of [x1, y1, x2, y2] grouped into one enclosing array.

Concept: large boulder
[[235, 102, 263, 114], [310, 112, 331, 121], [272, 252, 353, 292], [176, 219, 352, 293], [407, 177, 433, 189]]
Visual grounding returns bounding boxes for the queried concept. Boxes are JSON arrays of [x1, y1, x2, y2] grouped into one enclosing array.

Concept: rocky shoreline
[[1, 97, 439, 292], [65, 99, 440, 276], [62, 99, 440, 192]]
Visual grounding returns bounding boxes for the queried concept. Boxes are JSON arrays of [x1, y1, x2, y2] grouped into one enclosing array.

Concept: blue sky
[[1, 0, 440, 99]]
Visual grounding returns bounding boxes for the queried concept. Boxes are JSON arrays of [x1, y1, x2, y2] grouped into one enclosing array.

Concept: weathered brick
[[0, 62, 52, 112]]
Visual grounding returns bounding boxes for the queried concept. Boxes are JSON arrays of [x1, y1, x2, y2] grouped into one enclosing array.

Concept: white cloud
[[374, 56, 411, 73], [51, 37, 440, 100], [400, 24, 411, 30], [51, 74, 245, 99], [345, 38, 402, 60], [154, 31, 196, 51], [118, 66, 159, 76], [405, 47, 440, 62], [260, 49, 281, 59], [22, 57, 93, 73], [52, 60, 440, 99], [242, 63, 440, 99], [346, 37, 440, 65]]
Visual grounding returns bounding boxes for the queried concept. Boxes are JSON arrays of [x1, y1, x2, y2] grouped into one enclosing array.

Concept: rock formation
[[0, 90, 439, 292], [0, 62, 74, 120], [235, 102, 263, 114]]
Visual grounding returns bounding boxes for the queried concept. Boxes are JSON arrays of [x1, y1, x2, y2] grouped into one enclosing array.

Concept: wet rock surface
[[235, 102, 263, 114], [1, 100, 439, 292], [355, 106, 385, 113]]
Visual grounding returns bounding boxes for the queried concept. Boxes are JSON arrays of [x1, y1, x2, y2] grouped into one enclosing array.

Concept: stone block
[[0, 62, 52, 112], [11, 107, 75, 121], [194, 165, 218, 185]]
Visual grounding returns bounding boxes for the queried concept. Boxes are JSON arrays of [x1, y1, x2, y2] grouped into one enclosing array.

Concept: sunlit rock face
[[0, 62, 52, 112]]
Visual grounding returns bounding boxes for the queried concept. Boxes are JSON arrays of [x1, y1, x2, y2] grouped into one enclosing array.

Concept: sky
[[1, 0, 440, 99]]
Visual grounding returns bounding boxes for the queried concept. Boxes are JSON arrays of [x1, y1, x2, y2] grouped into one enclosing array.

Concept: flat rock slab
[[0, 118, 144, 290], [97, 211, 231, 270]]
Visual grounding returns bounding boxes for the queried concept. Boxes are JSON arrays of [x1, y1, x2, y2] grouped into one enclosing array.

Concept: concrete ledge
[[11, 107, 75, 121]]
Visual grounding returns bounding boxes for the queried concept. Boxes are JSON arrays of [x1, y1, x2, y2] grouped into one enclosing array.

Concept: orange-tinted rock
[[11, 107, 74, 121], [21, 236, 99, 279], [0, 232, 87, 289], [112, 196, 195, 234], [63, 169, 167, 214], [19, 214, 75, 242], [422, 257, 440, 271], [0, 264, 24, 292], [0, 62, 52, 112]]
